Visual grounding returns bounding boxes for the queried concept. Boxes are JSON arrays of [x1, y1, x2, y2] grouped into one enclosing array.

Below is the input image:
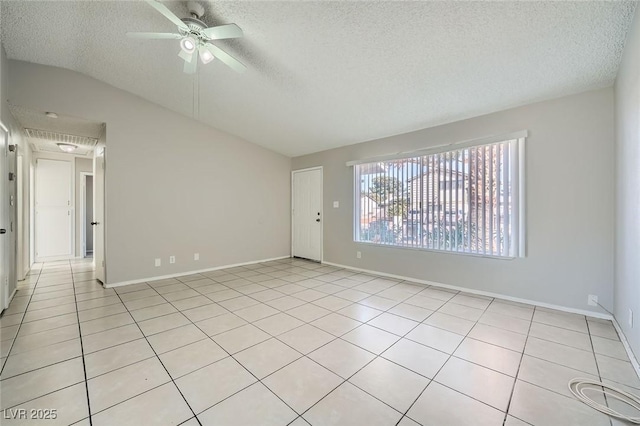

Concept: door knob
[[316, 219, 321, 222], [91, 222, 99, 226], [0, 229, 5, 234]]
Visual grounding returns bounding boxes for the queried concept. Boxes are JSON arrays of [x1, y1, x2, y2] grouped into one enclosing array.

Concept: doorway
[[291, 167, 323, 262], [6, 106, 107, 285], [81, 173, 94, 258]]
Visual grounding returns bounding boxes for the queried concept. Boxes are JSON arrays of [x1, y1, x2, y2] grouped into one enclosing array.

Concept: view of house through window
[[354, 137, 524, 258]]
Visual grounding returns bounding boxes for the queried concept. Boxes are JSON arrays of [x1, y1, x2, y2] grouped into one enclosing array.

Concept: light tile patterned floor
[[1, 257, 639, 425]]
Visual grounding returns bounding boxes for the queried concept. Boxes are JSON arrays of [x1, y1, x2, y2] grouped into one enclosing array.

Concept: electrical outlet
[[629, 309, 634, 328], [169, 256, 176, 264], [356, 251, 361, 259], [333, 201, 339, 208], [154, 258, 161, 267], [587, 294, 598, 307], [194, 253, 199, 261]]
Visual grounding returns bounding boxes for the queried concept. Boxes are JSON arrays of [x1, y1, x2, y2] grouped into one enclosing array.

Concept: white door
[[292, 168, 323, 262], [0, 125, 9, 310], [93, 149, 105, 283], [35, 159, 72, 260]]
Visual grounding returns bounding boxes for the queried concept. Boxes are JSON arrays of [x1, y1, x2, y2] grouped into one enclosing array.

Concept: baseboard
[[611, 317, 640, 379], [105, 255, 291, 288], [322, 261, 612, 320], [2, 287, 18, 312], [35, 255, 74, 263], [8, 288, 16, 305]]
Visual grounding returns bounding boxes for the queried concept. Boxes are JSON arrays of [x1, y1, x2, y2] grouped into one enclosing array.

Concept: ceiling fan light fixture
[[199, 47, 214, 64], [133, 0, 246, 74], [180, 36, 196, 53], [57, 143, 78, 153]]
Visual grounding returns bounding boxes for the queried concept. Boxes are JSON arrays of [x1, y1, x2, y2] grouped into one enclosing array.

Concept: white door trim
[[291, 166, 323, 262], [80, 172, 93, 258], [0, 123, 8, 311], [16, 154, 25, 280], [93, 145, 106, 284]]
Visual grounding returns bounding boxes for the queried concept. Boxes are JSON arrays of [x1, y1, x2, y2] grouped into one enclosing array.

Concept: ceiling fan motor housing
[[181, 17, 209, 41], [187, 1, 205, 19]]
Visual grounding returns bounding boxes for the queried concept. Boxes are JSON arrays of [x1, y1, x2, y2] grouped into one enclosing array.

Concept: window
[[353, 135, 525, 258]]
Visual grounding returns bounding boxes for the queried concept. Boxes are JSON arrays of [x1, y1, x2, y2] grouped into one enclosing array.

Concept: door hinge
[[102, 260, 105, 267]]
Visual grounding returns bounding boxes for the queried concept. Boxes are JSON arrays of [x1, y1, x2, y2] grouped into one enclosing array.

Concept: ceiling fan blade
[[202, 23, 243, 40], [144, 0, 188, 32], [183, 52, 197, 74], [127, 32, 182, 40], [204, 43, 246, 73]]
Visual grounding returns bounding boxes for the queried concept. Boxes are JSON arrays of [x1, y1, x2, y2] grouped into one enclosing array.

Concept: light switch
[[333, 201, 339, 208]]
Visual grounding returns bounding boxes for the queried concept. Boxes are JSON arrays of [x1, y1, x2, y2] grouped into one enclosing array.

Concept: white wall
[[8, 60, 291, 284], [0, 44, 6, 121], [293, 88, 615, 313], [1, 43, 23, 296], [614, 5, 640, 360], [17, 136, 32, 278]]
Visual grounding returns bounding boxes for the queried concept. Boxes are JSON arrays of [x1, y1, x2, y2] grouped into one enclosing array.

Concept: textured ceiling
[[9, 105, 104, 138], [9, 105, 103, 157], [1, 1, 637, 157]]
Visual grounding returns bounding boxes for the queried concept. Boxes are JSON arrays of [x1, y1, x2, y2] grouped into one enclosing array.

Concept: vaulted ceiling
[[1, 1, 636, 156]]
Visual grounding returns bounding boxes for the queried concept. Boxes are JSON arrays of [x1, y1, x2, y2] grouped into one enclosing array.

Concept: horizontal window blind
[[354, 137, 524, 258]]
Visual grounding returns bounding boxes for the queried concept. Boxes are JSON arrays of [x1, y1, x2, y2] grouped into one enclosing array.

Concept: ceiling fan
[[127, 0, 246, 74]]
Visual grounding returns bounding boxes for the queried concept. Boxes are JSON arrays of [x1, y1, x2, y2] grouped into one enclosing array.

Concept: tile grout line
[[294, 306, 434, 423], [14, 263, 400, 340], [585, 319, 613, 426], [63, 261, 640, 410], [4, 258, 628, 425], [0, 264, 101, 412], [70, 259, 96, 426], [146, 280, 306, 422], [0, 264, 43, 377], [288, 286, 458, 422], [500, 303, 535, 426], [397, 291, 494, 426], [251, 281, 465, 423], [152, 264, 501, 424], [186, 279, 540, 423], [135, 260, 403, 420], [109, 287, 204, 426]]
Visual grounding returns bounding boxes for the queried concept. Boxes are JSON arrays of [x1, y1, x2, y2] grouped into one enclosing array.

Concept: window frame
[[351, 132, 527, 259]]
